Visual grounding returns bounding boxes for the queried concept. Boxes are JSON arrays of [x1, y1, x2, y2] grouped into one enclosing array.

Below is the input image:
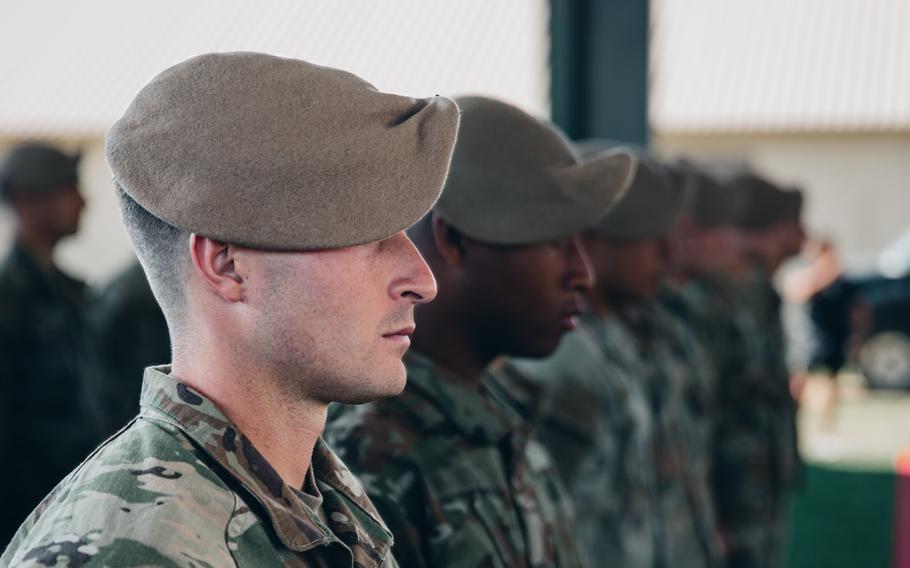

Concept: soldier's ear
[[189, 234, 245, 303], [431, 216, 468, 267]]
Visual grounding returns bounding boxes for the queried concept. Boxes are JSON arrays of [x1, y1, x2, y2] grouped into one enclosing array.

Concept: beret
[[434, 97, 635, 245], [680, 167, 739, 227], [106, 52, 460, 250], [730, 173, 801, 229], [585, 152, 685, 239], [0, 144, 80, 200]]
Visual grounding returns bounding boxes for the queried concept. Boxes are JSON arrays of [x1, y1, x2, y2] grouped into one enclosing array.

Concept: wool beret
[[680, 167, 739, 227], [0, 143, 80, 200], [434, 97, 635, 245], [730, 173, 801, 229], [585, 152, 685, 240], [106, 52, 460, 250]]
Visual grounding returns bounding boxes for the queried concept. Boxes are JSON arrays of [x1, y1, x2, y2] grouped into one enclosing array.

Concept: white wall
[[0, 0, 550, 285], [654, 132, 910, 268]]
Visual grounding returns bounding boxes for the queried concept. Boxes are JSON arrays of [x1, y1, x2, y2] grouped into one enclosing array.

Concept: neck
[[411, 303, 491, 388], [171, 330, 323, 489], [15, 229, 57, 270]]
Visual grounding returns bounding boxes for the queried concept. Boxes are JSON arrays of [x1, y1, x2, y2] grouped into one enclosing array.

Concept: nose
[[389, 232, 438, 304], [565, 235, 594, 292]]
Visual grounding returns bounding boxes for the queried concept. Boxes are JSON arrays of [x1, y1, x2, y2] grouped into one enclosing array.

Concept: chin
[[339, 363, 407, 405]]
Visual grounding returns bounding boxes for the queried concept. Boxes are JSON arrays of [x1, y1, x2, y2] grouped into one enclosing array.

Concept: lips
[[382, 325, 415, 347], [383, 325, 415, 338], [559, 301, 583, 331]]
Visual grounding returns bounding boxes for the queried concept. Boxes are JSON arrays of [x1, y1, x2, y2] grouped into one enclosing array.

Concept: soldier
[[326, 96, 635, 568], [498, 152, 722, 568], [660, 166, 748, 565], [0, 143, 96, 544], [90, 261, 170, 436], [1, 52, 459, 567], [712, 174, 806, 568]]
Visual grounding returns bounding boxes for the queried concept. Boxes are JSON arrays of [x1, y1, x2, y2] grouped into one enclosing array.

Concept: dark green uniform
[[326, 350, 582, 568], [712, 266, 799, 568], [493, 313, 662, 568], [0, 241, 98, 544], [2, 367, 397, 567], [90, 261, 170, 436]]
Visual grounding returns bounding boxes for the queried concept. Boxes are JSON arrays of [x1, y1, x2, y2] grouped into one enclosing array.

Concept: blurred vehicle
[[809, 229, 910, 390]]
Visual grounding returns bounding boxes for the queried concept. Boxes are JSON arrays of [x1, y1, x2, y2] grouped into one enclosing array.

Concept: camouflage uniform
[[89, 261, 170, 436], [642, 299, 723, 567], [500, 312, 662, 568], [709, 267, 799, 568], [1, 367, 398, 567], [325, 350, 582, 568], [0, 241, 99, 544]]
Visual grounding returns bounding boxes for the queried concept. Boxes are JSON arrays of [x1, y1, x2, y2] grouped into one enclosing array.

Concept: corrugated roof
[[650, 0, 910, 134], [0, 0, 548, 137]]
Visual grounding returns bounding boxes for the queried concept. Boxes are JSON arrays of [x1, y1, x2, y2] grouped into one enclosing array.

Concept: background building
[[0, 0, 549, 282]]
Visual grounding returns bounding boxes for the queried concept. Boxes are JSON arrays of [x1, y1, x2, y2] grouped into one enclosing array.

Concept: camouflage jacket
[[1, 367, 397, 567], [669, 271, 800, 564], [325, 350, 582, 568], [626, 302, 722, 568], [502, 313, 661, 568], [0, 241, 99, 544]]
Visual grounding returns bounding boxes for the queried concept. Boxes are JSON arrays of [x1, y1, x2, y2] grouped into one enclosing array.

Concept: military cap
[[679, 167, 739, 227], [730, 173, 799, 229], [433, 97, 635, 245], [585, 151, 685, 240], [0, 143, 80, 200], [781, 186, 805, 222], [106, 52, 460, 250]]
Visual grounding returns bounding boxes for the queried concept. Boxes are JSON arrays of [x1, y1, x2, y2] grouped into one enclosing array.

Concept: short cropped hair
[[115, 183, 190, 325]]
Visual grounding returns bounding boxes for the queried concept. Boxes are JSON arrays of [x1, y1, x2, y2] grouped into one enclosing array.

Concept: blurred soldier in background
[[90, 260, 169, 435], [495, 152, 722, 568], [661, 166, 746, 563], [327, 96, 635, 568], [713, 174, 806, 568], [0, 143, 96, 544]]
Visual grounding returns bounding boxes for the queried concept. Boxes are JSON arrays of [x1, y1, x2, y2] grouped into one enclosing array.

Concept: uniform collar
[[403, 350, 513, 445], [139, 366, 393, 557]]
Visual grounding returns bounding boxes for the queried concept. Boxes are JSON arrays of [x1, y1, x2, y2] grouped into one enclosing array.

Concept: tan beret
[[106, 52, 460, 250], [433, 96, 635, 245], [730, 173, 800, 229], [585, 153, 684, 240], [680, 167, 739, 227]]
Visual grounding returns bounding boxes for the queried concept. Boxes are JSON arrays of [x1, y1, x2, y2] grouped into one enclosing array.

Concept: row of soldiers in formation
[[1, 53, 803, 568]]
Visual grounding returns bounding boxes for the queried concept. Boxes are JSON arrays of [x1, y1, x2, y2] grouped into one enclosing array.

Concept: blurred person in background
[[660, 165, 747, 564], [713, 174, 806, 568], [493, 152, 722, 568], [327, 97, 635, 568], [89, 260, 170, 436], [0, 143, 97, 545]]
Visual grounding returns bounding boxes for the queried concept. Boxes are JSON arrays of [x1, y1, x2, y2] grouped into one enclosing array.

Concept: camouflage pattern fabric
[[710, 267, 800, 568], [667, 271, 799, 568], [325, 350, 582, 568], [637, 301, 722, 568], [1, 367, 397, 567], [0, 241, 99, 544], [500, 313, 662, 568]]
